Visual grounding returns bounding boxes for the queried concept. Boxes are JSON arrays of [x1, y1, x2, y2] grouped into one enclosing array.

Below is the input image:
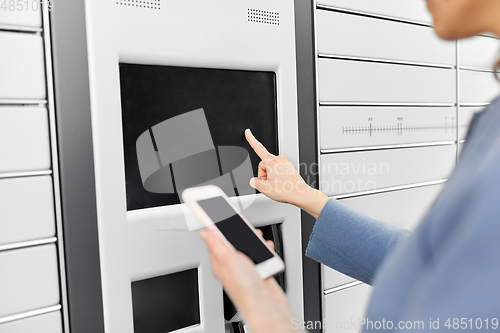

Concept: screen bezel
[[118, 63, 281, 212]]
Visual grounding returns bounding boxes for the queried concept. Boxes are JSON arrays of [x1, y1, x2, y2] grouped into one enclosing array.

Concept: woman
[[200, 0, 500, 332]]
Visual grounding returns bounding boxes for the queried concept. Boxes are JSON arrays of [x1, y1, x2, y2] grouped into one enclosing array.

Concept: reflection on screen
[[197, 197, 273, 264]]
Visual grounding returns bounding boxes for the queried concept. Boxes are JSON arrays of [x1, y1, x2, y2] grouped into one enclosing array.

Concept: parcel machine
[[50, 0, 304, 332]]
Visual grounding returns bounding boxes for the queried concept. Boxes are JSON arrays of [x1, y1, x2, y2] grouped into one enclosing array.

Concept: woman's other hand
[[200, 227, 302, 333], [245, 129, 328, 219]]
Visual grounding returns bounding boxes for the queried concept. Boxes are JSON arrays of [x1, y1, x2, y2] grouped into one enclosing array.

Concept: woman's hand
[[200, 227, 302, 333], [245, 129, 329, 219]]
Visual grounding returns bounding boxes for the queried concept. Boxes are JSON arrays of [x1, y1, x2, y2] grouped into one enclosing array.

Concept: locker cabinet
[[459, 107, 484, 140], [460, 36, 500, 69], [460, 70, 500, 104], [0, 311, 62, 333], [458, 143, 465, 156], [59, 0, 305, 331], [340, 184, 444, 229], [0, 32, 45, 100], [316, 0, 432, 24], [319, 107, 457, 150], [310, 0, 497, 331], [324, 284, 373, 333], [0, 245, 60, 317], [0, 6, 42, 29], [0, 107, 51, 173], [317, 11, 454, 66], [0, 176, 55, 245], [318, 59, 456, 104], [320, 145, 456, 197]]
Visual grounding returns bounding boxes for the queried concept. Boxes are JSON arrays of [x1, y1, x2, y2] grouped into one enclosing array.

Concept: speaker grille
[[247, 8, 280, 25], [116, 0, 161, 10]]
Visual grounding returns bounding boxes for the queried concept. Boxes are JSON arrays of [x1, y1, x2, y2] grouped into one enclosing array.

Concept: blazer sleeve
[[305, 199, 411, 285]]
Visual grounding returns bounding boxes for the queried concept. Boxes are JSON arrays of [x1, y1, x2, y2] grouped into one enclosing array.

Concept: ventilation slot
[[247, 8, 280, 25], [116, 0, 161, 10]]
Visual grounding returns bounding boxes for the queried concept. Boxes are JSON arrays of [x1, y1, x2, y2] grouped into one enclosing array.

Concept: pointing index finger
[[245, 129, 274, 160]]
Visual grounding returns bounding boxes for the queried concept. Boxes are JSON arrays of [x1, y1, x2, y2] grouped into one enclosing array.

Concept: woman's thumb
[[249, 177, 267, 193]]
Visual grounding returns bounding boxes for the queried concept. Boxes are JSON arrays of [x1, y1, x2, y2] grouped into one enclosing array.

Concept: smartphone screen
[[197, 196, 274, 264]]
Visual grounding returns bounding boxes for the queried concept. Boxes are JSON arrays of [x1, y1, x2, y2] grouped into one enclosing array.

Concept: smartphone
[[182, 185, 285, 279]]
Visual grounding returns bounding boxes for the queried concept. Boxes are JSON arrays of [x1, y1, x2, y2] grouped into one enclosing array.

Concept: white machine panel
[[460, 107, 483, 140], [0, 6, 42, 29], [318, 59, 456, 104], [0, 311, 62, 333], [460, 70, 500, 104], [460, 36, 500, 69], [320, 107, 457, 150], [320, 145, 456, 197], [324, 284, 373, 333], [83, 0, 303, 331], [0, 107, 51, 174], [0, 176, 55, 246], [317, 11, 455, 65], [0, 32, 45, 101], [0, 245, 60, 317], [316, 0, 432, 24], [322, 184, 444, 290]]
